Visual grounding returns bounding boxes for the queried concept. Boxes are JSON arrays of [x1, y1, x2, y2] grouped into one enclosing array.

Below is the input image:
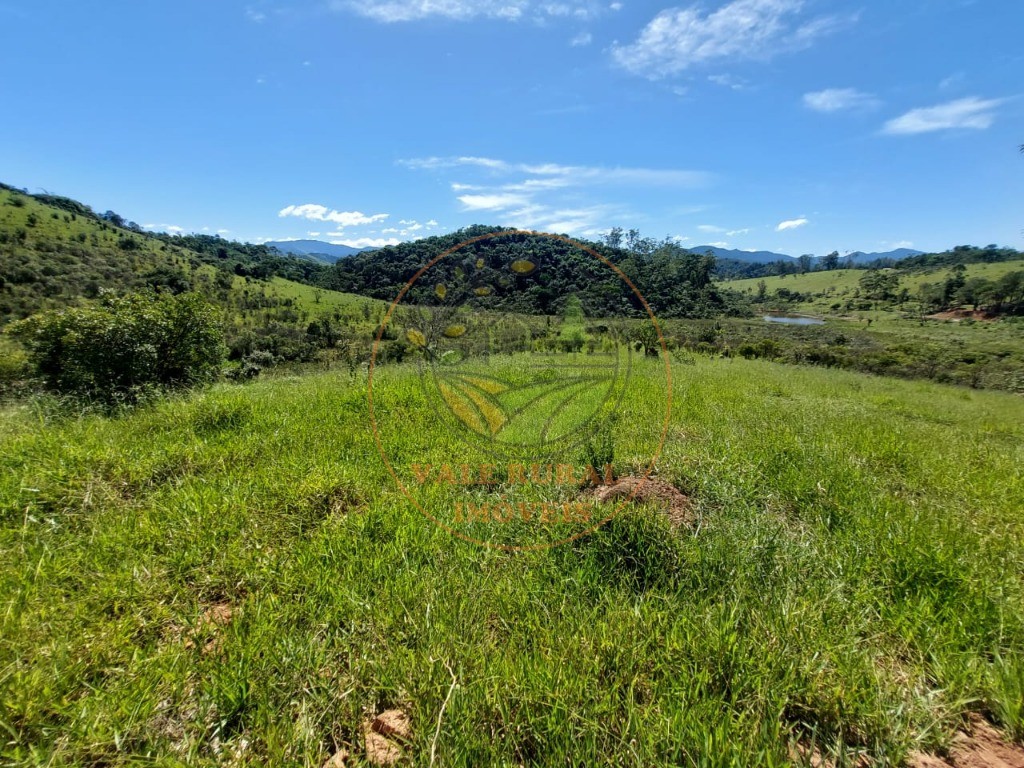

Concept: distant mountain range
[[689, 245, 924, 264], [266, 240, 376, 263]]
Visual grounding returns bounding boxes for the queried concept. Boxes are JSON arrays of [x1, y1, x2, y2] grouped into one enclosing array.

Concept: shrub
[[0, 338, 30, 398], [10, 292, 225, 405]]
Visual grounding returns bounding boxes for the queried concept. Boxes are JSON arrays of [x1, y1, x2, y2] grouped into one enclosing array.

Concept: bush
[[10, 292, 225, 405], [0, 338, 30, 398]]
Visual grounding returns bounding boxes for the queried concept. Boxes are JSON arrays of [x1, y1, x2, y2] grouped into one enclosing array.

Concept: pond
[[763, 315, 825, 326]]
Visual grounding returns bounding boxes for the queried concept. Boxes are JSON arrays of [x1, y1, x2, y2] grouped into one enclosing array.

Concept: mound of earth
[[909, 716, 1024, 768], [589, 476, 694, 528], [927, 309, 996, 322]]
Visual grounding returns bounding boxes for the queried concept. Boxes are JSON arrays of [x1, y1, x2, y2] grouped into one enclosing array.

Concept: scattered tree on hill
[[859, 270, 900, 304]]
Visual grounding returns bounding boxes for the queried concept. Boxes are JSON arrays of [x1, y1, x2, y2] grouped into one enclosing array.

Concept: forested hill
[[323, 226, 746, 318]]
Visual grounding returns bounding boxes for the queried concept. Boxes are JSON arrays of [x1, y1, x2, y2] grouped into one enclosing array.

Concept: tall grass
[[1, 356, 1022, 765]]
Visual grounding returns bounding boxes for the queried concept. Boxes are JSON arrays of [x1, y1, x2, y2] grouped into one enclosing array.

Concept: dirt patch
[[588, 476, 695, 528], [179, 602, 235, 655], [926, 309, 997, 322], [321, 748, 350, 768], [361, 709, 412, 766], [789, 743, 870, 767], [909, 716, 1024, 768]]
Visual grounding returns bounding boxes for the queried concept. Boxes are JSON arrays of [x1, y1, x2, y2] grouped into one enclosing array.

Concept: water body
[[763, 315, 826, 326]]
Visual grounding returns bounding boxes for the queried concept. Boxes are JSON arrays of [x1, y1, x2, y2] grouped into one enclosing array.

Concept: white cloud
[[706, 241, 729, 248], [727, 228, 749, 236], [457, 193, 530, 211], [401, 156, 510, 171], [882, 97, 1005, 135], [333, 0, 604, 23], [611, 0, 852, 79], [217, 229, 231, 235], [330, 236, 403, 248], [245, 7, 267, 22], [278, 204, 389, 226], [803, 87, 878, 113], [402, 153, 710, 235], [776, 217, 808, 231], [708, 73, 745, 90], [939, 72, 965, 91], [403, 155, 710, 187], [503, 204, 618, 234], [697, 224, 725, 233], [570, 31, 592, 46], [144, 223, 185, 234]]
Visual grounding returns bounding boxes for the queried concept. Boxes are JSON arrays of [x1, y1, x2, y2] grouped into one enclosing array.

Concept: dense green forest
[[323, 225, 746, 319]]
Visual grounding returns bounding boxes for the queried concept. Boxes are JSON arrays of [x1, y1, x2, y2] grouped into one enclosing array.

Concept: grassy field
[[722, 260, 1024, 303], [2, 355, 1023, 766]]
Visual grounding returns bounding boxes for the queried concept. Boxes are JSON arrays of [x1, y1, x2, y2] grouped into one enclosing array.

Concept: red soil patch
[[361, 709, 412, 766], [909, 716, 1024, 768], [927, 309, 997, 322], [589, 476, 695, 528]]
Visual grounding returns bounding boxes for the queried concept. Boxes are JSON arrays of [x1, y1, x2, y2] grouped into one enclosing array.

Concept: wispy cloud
[[278, 204, 389, 226], [803, 87, 879, 113], [708, 73, 746, 90], [457, 193, 530, 211], [332, 0, 605, 23], [611, 0, 854, 79], [697, 224, 726, 233], [401, 155, 710, 186], [776, 217, 808, 232], [569, 31, 592, 46], [144, 223, 185, 234], [329, 236, 403, 248], [882, 97, 1005, 135], [401, 154, 711, 234]]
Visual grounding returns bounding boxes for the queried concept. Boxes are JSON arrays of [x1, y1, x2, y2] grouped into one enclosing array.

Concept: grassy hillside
[[2, 357, 1022, 765], [722, 260, 1024, 316], [0, 188, 200, 322], [0, 188, 394, 380]]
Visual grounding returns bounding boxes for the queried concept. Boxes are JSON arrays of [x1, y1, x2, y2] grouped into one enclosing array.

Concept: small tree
[[10, 292, 225, 405], [630, 320, 662, 357]]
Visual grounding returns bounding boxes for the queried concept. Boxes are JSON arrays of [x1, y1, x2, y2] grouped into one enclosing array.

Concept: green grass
[[261, 277, 382, 318], [722, 260, 1024, 303], [2, 355, 1024, 766]]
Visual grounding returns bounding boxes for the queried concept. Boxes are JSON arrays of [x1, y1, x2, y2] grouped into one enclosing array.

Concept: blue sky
[[0, 0, 1021, 255]]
